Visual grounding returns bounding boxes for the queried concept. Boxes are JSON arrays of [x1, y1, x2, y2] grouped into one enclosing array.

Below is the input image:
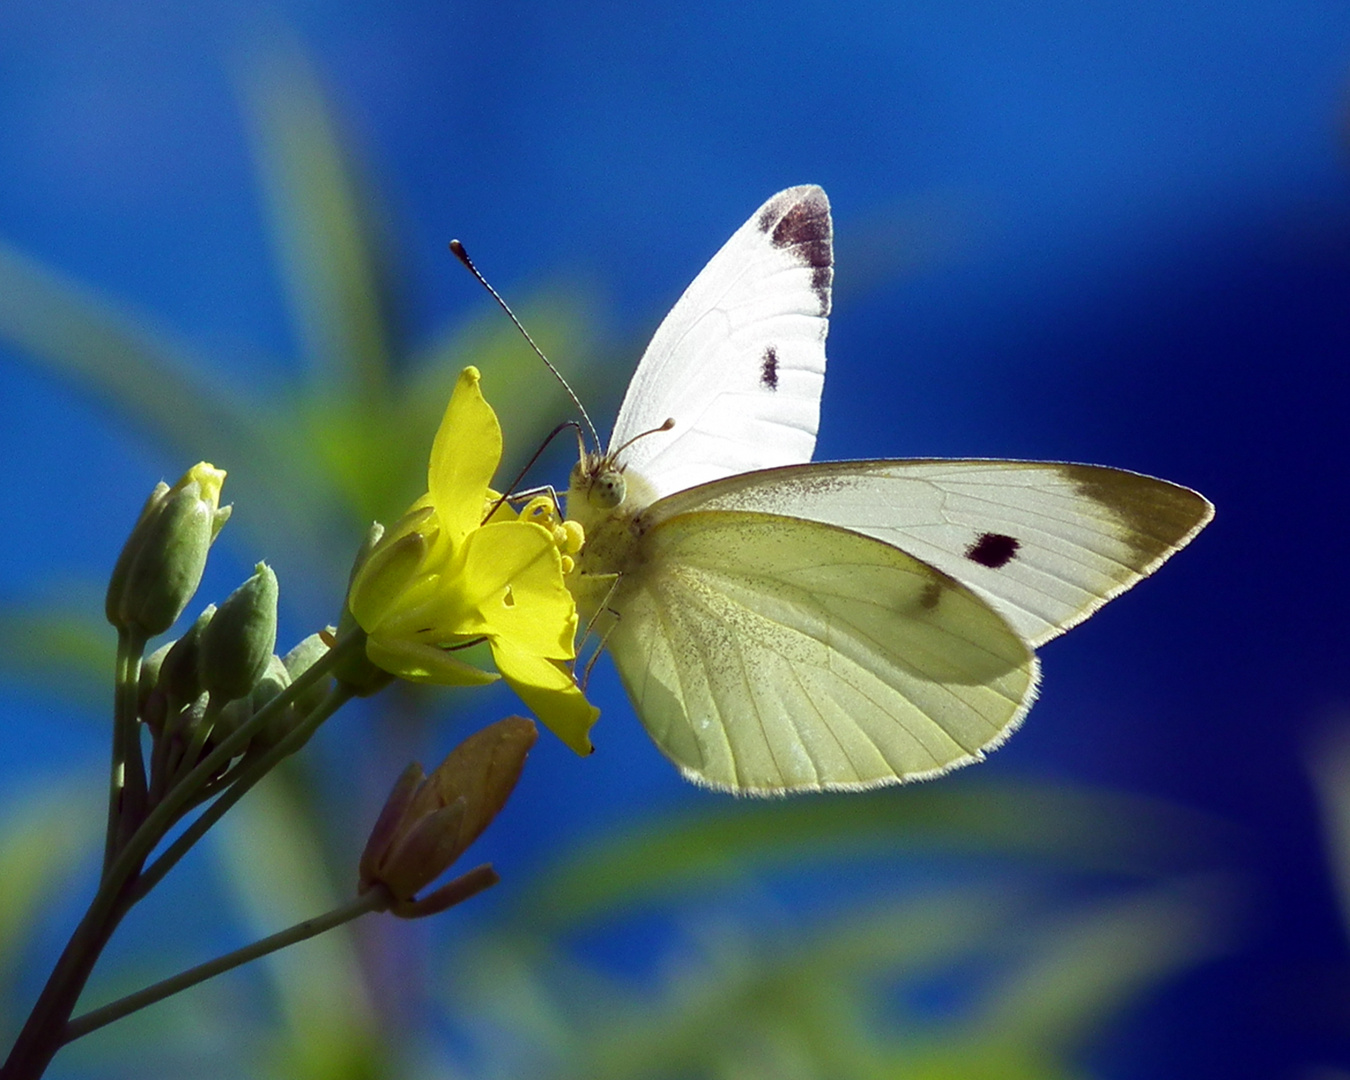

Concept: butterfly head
[[570, 451, 627, 512], [565, 417, 674, 531]]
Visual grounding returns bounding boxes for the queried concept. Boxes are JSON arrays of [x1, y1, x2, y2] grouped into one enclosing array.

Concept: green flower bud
[[139, 641, 173, 711], [106, 464, 231, 638], [158, 605, 215, 709], [205, 655, 293, 756], [107, 482, 169, 621], [199, 563, 278, 703], [281, 632, 335, 716], [251, 654, 298, 747], [211, 695, 254, 746], [252, 653, 291, 705], [138, 641, 173, 734], [177, 691, 211, 747]]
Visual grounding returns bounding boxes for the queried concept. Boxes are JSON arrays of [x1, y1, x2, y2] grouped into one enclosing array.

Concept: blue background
[[2, 2, 1349, 1077]]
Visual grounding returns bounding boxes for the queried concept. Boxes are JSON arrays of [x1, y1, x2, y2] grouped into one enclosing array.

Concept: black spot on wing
[[965, 533, 1020, 569], [757, 189, 833, 314], [760, 346, 779, 390]]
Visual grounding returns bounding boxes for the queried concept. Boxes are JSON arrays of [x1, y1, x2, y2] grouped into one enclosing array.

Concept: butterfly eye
[[589, 468, 626, 510]]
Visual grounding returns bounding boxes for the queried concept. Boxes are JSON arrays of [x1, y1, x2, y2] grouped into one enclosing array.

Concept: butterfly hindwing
[[604, 510, 1039, 793], [609, 186, 833, 504], [643, 459, 1215, 648]]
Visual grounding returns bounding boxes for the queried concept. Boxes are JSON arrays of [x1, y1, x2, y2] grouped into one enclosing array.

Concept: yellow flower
[[347, 367, 598, 754]]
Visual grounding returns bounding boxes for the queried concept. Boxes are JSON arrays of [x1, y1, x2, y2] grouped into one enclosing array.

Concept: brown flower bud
[[358, 716, 536, 917]]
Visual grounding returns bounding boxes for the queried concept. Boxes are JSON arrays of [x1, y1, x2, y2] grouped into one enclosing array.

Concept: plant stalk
[[63, 887, 392, 1043]]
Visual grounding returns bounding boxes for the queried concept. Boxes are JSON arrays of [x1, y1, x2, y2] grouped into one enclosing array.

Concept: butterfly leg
[[571, 572, 623, 690], [506, 484, 561, 508], [579, 622, 616, 691]]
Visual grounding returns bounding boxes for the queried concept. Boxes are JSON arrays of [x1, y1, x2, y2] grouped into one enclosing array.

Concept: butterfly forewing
[[605, 511, 1039, 793], [609, 186, 833, 504], [643, 459, 1215, 648]]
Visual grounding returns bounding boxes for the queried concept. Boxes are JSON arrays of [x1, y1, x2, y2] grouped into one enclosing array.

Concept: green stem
[[0, 855, 141, 1080], [0, 628, 367, 1080], [62, 888, 393, 1044], [103, 631, 147, 871], [129, 680, 356, 904]]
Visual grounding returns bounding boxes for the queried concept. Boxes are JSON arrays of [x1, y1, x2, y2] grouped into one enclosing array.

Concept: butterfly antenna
[[611, 417, 676, 459], [450, 239, 601, 451], [482, 420, 580, 524]]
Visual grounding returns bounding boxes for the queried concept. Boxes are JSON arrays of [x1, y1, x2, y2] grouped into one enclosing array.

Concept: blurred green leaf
[[509, 781, 1225, 934], [0, 593, 111, 712], [554, 891, 1028, 1080], [0, 241, 270, 475], [978, 876, 1232, 1048], [452, 874, 1227, 1080], [0, 777, 101, 1038], [242, 46, 397, 401], [216, 771, 386, 1080]]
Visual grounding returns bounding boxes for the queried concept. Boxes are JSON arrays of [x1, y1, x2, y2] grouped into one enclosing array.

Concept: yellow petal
[[365, 634, 501, 687], [492, 640, 598, 755], [428, 367, 502, 539], [454, 522, 578, 657], [481, 488, 518, 525]]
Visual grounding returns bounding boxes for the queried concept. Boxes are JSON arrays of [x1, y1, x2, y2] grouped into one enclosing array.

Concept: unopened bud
[[106, 464, 230, 638], [211, 694, 253, 745], [208, 654, 295, 755], [358, 716, 536, 916], [139, 641, 173, 734], [158, 605, 215, 709], [178, 692, 210, 747], [251, 654, 298, 747], [139, 641, 172, 711], [199, 563, 278, 703], [281, 632, 335, 715]]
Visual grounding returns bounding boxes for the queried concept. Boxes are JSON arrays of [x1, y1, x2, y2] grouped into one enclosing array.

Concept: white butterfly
[[565, 185, 1212, 794]]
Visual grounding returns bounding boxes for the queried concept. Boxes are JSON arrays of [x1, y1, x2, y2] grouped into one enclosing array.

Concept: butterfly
[[564, 185, 1212, 794]]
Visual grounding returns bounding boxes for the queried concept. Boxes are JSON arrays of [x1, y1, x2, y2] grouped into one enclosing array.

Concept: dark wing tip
[[755, 187, 833, 313]]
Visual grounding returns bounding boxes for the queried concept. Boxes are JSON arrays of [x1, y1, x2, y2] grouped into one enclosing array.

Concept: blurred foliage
[[0, 779, 103, 1047], [215, 777, 385, 1080], [446, 785, 1232, 1080], [0, 587, 110, 713], [0, 42, 1235, 1080]]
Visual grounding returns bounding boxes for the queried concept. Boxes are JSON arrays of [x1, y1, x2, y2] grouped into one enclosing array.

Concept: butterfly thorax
[[564, 450, 659, 620]]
